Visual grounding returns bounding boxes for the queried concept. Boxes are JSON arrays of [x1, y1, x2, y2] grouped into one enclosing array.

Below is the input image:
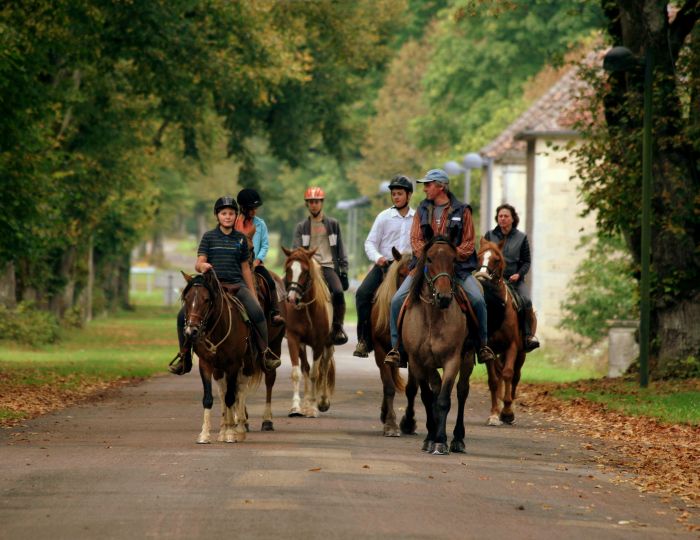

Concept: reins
[[185, 270, 235, 355]]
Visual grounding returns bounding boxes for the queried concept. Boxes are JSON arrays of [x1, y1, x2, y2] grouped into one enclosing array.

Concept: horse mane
[[374, 252, 411, 335], [285, 248, 331, 305], [409, 235, 454, 302], [180, 273, 217, 303]]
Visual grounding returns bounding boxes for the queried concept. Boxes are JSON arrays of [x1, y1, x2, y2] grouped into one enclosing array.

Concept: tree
[[571, 1, 700, 372]]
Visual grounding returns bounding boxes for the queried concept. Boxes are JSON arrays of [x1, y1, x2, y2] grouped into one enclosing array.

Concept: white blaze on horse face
[[481, 250, 492, 274], [287, 261, 303, 302]]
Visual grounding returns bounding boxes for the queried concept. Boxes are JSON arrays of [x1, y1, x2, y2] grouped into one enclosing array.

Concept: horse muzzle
[[437, 293, 453, 310]]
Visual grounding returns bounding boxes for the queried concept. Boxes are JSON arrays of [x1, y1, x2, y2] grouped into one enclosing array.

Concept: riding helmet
[[387, 175, 414, 193], [237, 188, 263, 209], [214, 196, 238, 214], [304, 186, 325, 200]]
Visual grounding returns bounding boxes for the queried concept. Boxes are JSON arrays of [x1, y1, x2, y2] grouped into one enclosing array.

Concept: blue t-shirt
[[197, 227, 249, 284]]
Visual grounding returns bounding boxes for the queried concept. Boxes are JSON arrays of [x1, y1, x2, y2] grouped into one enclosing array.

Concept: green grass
[[552, 380, 700, 425]]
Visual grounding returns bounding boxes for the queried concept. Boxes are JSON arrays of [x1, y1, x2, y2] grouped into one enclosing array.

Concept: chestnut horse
[[370, 247, 409, 436], [400, 234, 475, 455], [475, 239, 536, 426], [181, 272, 262, 444], [282, 246, 336, 418]]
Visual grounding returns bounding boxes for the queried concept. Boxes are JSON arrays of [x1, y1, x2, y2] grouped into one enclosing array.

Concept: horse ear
[[308, 247, 318, 258], [422, 224, 434, 243], [391, 246, 401, 261], [181, 271, 193, 283], [497, 239, 505, 251], [282, 246, 292, 256]]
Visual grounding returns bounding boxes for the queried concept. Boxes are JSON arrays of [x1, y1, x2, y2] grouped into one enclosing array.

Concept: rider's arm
[[517, 234, 531, 278], [195, 255, 212, 273], [364, 211, 385, 263], [334, 219, 349, 273], [255, 217, 269, 263], [241, 263, 258, 302], [454, 207, 476, 261], [409, 212, 425, 258]]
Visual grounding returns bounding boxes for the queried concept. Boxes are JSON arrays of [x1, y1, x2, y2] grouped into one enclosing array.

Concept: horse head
[[282, 246, 317, 306], [181, 271, 217, 340], [391, 246, 412, 289], [413, 235, 457, 310], [475, 239, 505, 283]]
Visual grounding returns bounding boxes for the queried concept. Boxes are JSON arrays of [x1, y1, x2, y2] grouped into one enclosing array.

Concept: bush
[[559, 234, 638, 344], [0, 302, 61, 346]]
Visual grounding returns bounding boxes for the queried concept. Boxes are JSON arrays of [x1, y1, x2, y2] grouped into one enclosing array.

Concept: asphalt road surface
[[1, 335, 694, 539]]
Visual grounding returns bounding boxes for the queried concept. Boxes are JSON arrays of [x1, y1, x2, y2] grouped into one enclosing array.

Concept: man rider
[[353, 175, 415, 357], [292, 187, 350, 346]]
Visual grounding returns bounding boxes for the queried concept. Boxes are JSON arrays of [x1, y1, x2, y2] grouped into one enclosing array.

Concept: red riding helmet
[[304, 187, 325, 200]]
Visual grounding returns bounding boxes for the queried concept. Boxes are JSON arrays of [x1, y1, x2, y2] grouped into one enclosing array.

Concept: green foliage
[[654, 356, 700, 381], [559, 234, 638, 343], [0, 302, 61, 346]]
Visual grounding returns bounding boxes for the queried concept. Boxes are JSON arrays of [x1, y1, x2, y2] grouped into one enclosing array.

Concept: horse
[[370, 247, 410, 436], [181, 271, 263, 444], [474, 239, 535, 426], [254, 268, 287, 431], [281, 246, 336, 418], [399, 234, 475, 455]]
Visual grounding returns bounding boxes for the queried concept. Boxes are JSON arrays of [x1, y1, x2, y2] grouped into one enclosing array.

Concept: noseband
[[184, 282, 214, 335], [422, 241, 456, 304]]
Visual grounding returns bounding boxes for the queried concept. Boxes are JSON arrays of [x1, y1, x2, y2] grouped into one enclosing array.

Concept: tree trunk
[[49, 246, 77, 317], [196, 210, 207, 239], [0, 262, 16, 308], [85, 236, 94, 322], [655, 292, 700, 369]]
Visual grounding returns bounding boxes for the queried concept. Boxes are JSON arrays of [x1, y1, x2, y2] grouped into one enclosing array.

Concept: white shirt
[[364, 206, 416, 263]]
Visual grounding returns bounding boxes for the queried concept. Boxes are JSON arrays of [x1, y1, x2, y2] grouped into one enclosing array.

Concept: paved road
[[0, 338, 693, 539]]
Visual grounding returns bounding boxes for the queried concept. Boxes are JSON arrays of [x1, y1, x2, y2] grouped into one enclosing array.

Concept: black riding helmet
[[388, 175, 413, 193], [237, 188, 263, 209], [214, 196, 238, 214]]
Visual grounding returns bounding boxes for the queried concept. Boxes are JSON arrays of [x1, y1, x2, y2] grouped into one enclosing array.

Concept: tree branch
[[669, 0, 700, 58]]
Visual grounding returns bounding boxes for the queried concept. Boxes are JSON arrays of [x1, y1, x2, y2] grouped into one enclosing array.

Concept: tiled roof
[[481, 51, 601, 162]]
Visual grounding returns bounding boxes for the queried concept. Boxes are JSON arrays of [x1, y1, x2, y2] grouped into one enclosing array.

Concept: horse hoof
[[303, 408, 319, 418], [449, 440, 466, 453], [383, 426, 400, 437], [196, 436, 211, 444], [288, 407, 303, 417], [225, 434, 236, 443], [261, 421, 274, 432], [318, 400, 330, 412], [500, 412, 515, 425], [432, 443, 449, 455], [400, 417, 417, 435], [487, 415, 503, 426], [422, 440, 433, 452]]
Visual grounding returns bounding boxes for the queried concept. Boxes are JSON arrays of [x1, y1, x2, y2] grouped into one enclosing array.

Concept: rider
[[292, 186, 350, 346], [353, 175, 415, 358], [168, 196, 281, 375], [384, 168, 495, 366], [235, 188, 285, 327], [484, 203, 540, 352]]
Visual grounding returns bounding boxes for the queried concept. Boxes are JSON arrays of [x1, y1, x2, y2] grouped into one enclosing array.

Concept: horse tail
[[327, 355, 336, 394], [391, 365, 405, 392], [374, 264, 400, 336]]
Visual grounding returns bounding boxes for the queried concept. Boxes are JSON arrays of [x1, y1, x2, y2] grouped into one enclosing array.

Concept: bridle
[[422, 240, 456, 304], [183, 274, 234, 354], [285, 260, 316, 310]]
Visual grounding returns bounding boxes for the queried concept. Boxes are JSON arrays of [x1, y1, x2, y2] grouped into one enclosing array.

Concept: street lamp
[[444, 152, 484, 204], [603, 45, 653, 388]]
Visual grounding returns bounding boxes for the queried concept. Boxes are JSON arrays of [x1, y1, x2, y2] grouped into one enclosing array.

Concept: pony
[[281, 246, 336, 418], [370, 247, 410, 436], [181, 271, 262, 444], [474, 239, 535, 426], [399, 234, 475, 455]]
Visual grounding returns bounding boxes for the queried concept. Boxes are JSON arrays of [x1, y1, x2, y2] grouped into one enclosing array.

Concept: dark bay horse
[[370, 247, 410, 436], [282, 246, 336, 418], [475, 239, 536, 426], [181, 272, 262, 444], [400, 235, 474, 455]]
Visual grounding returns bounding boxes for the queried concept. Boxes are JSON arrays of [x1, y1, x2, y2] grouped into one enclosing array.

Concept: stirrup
[[262, 348, 281, 371], [384, 348, 401, 365], [524, 336, 540, 353], [332, 327, 348, 346], [168, 351, 191, 375], [353, 340, 369, 358], [477, 345, 495, 364]]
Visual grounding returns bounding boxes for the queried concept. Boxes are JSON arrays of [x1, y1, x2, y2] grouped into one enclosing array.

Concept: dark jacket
[[414, 193, 477, 280], [293, 214, 349, 275], [484, 226, 531, 282]]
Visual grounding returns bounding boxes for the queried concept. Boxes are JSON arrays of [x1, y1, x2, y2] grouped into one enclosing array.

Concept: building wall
[[529, 138, 597, 343], [481, 163, 527, 236]]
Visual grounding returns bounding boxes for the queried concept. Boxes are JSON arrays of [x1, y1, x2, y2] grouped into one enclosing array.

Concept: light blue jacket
[[251, 215, 269, 263]]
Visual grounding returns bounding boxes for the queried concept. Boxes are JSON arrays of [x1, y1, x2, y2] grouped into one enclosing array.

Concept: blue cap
[[417, 168, 449, 184]]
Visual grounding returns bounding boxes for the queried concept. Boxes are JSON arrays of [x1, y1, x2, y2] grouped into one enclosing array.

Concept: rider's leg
[[255, 264, 285, 326], [385, 273, 414, 365], [515, 285, 540, 352], [237, 286, 280, 370], [353, 264, 384, 357], [461, 274, 495, 364], [322, 267, 348, 345], [168, 307, 193, 375]]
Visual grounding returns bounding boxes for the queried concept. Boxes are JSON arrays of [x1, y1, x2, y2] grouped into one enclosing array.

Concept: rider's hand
[[199, 262, 213, 273], [253, 259, 262, 267], [377, 257, 388, 267], [509, 274, 520, 283], [340, 272, 349, 291]]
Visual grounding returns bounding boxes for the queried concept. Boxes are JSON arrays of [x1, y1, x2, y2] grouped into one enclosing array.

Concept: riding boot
[[252, 322, 281, 371], [268, 287, 285, 327], [331, 301, 348, 345], [477, 342, 495, 364], [353, 340, 369, 358], [523, 307, 540, 352], [169, 313, 192, 375]]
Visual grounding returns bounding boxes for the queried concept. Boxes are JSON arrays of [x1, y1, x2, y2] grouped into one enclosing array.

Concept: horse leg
[[288, 335, 304, 417], [377, 348, 400, 437], [499, 344, 518, 425], [450, 351, 475, 453], [304, 348, 320, 418], [261, 369, 276, 431], [197, 363, 215, 444], [233, 372, 250, 442], [418, 377, 437, 452], [215, 375, 229, 442], [486, 355, 503, 426], [431, 361, 459, 455], [316, 345, 334, 413], [400, 368, 418, 435]]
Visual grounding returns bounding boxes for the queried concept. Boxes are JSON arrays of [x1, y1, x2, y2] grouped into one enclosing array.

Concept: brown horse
[[370, 247, 409, 436], [254, 269, 287, 431], [181, 272, 262, 444], [475, 239, 535, 426], [400, 234, 474, 455], [282, 246, 336, 417]]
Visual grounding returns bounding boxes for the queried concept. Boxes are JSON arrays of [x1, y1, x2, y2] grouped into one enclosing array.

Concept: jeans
[[355, 264, 386, 344], [389, 272, 488, 348]]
